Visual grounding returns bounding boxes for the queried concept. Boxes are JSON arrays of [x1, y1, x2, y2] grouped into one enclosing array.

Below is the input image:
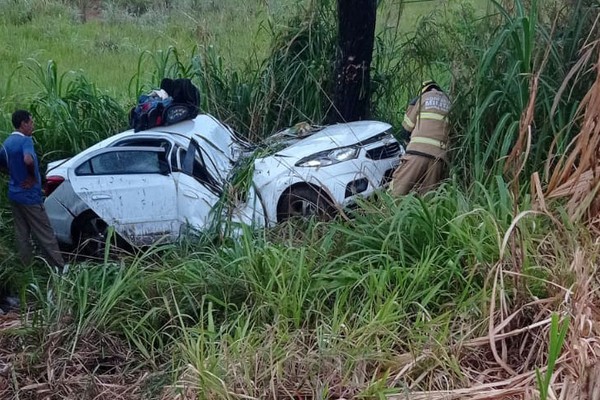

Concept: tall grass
[[1, 0, 599, 398], [6, 178, 589, 398], [151, 0, 339, 139], [0, 185, 498, 396], [386, 0, 596, 192], [23, 59, 126, 159], [0, 62, 125, 156], [438, 0, 596, 190]]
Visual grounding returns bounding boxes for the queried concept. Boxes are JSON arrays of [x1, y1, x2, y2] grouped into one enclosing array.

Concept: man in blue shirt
[[1, 110, 65, 270]]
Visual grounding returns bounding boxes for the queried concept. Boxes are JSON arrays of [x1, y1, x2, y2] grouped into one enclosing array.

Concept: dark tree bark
[[328, 0, 377, 123]]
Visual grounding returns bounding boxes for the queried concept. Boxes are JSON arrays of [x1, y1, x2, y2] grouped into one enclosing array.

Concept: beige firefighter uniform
[[390, 87, 450, 196]]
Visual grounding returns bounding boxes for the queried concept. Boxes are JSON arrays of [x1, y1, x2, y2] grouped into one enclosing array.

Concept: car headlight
[[295, 147, 359, 167]]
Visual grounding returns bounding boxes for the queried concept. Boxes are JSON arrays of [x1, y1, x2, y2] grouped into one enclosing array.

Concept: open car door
[[171, 141, 221, 234], [174, 139, 266, 235]]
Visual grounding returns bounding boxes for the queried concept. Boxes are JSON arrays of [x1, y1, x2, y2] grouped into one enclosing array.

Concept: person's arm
[[21, 138, 38, 189], [401, 103, 417, 137], [21, 153, 37, 188], [398, 127, 412, 143], [0, 146, 7, 174]]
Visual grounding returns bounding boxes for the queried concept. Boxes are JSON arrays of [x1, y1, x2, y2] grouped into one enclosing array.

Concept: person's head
[[12, 110, 34, 136], [421, 80, 442, 94]]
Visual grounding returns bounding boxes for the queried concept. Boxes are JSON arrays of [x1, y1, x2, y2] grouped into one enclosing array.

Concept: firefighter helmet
[[421, 80, 439, 93]]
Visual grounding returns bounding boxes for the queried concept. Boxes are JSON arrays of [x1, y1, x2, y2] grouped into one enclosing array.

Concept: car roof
[[50, 114, 239, 171], [145, 114, 225, 137]]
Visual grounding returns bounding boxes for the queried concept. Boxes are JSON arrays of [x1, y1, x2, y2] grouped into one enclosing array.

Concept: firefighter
[[390, 80, 451, 196]]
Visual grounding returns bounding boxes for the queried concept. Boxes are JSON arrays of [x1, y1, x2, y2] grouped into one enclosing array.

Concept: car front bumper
[[254, 145, 402, 224]]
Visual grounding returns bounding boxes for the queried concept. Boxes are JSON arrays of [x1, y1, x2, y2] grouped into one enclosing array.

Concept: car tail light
[[44, 176, 65, 197]]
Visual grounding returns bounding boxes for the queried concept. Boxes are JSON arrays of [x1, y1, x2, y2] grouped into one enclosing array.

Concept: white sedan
[[44, 114, 402, 254]]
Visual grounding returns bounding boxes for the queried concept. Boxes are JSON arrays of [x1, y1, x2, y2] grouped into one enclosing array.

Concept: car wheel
[[277, 186, 335, 222], [77, 214, 109, 259]]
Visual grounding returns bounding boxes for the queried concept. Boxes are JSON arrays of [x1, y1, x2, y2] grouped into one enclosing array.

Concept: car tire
[[276, 186, 335, 222], [77, 214, 109, 259]]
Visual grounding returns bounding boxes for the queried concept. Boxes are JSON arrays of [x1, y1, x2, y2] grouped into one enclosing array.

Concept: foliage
[[1, 0, 600, 398], [438, 0, 595, 190], [25, 59, 126, 160], [535, 313, 570, 400]]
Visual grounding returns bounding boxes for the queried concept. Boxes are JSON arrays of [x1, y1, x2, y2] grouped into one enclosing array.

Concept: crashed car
[[44, 114, 403, 253]]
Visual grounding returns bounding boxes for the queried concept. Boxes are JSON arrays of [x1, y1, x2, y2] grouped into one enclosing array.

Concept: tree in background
[[328, 0, 377, 123]]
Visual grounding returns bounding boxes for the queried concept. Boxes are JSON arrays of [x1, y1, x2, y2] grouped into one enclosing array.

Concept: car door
[[190, 115, 245, 182], [175, 139, 266, 233], [171, 142, 221, 234], [68, 146, 180, 244]]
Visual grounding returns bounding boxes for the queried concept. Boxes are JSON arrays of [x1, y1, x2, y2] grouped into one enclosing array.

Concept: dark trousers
[[10, 202, 65, 267]]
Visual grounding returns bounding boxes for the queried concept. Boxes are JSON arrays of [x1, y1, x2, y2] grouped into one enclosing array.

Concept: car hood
[[272, 120, 392, 159]]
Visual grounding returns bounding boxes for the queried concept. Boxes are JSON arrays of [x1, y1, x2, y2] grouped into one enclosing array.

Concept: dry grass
[[544, 34, 600, 232], [0, 315, 155, 399], [385, 244, 600, 399]]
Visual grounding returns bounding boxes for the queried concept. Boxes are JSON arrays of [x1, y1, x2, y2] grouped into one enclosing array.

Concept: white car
[[44, 114, 402, 254]]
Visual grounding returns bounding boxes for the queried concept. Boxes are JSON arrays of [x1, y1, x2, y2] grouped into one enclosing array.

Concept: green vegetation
[[1, 0, 599, 398]]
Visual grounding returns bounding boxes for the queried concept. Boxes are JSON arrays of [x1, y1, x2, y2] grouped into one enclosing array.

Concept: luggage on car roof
[[129, 78, 200, 132]]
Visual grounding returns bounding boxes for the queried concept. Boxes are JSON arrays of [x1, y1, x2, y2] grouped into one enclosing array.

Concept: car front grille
[[366, 142, 401, 160]]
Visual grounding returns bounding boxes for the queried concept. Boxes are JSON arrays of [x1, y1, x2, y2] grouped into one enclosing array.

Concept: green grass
[[0, 0, 489, 102], [0, 15, 198, 100], [0, 0, 275, 100], [2, 181, 588, 398], [0, 0, 598, 398]]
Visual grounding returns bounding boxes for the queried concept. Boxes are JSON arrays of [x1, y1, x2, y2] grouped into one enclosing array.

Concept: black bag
[[160, 78, 200, 126]]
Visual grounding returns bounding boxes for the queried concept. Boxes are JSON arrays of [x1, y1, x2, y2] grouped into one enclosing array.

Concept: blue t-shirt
[[2, 132, 43, 205]]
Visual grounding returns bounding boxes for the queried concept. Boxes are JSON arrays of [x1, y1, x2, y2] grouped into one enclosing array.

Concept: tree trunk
[[328, 0, 377, 123]]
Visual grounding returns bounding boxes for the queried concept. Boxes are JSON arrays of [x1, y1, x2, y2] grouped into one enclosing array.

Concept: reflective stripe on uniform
[[410, 136, 447, 149], [419, 112, 446, 121], [403, 115, 415, 129]]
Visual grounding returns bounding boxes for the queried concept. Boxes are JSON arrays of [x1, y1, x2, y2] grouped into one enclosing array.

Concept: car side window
[[75, 150, 167, 176], [114, 137, 173, 170], [179, 148, 204, 177], [114, 138, 172, 153]]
